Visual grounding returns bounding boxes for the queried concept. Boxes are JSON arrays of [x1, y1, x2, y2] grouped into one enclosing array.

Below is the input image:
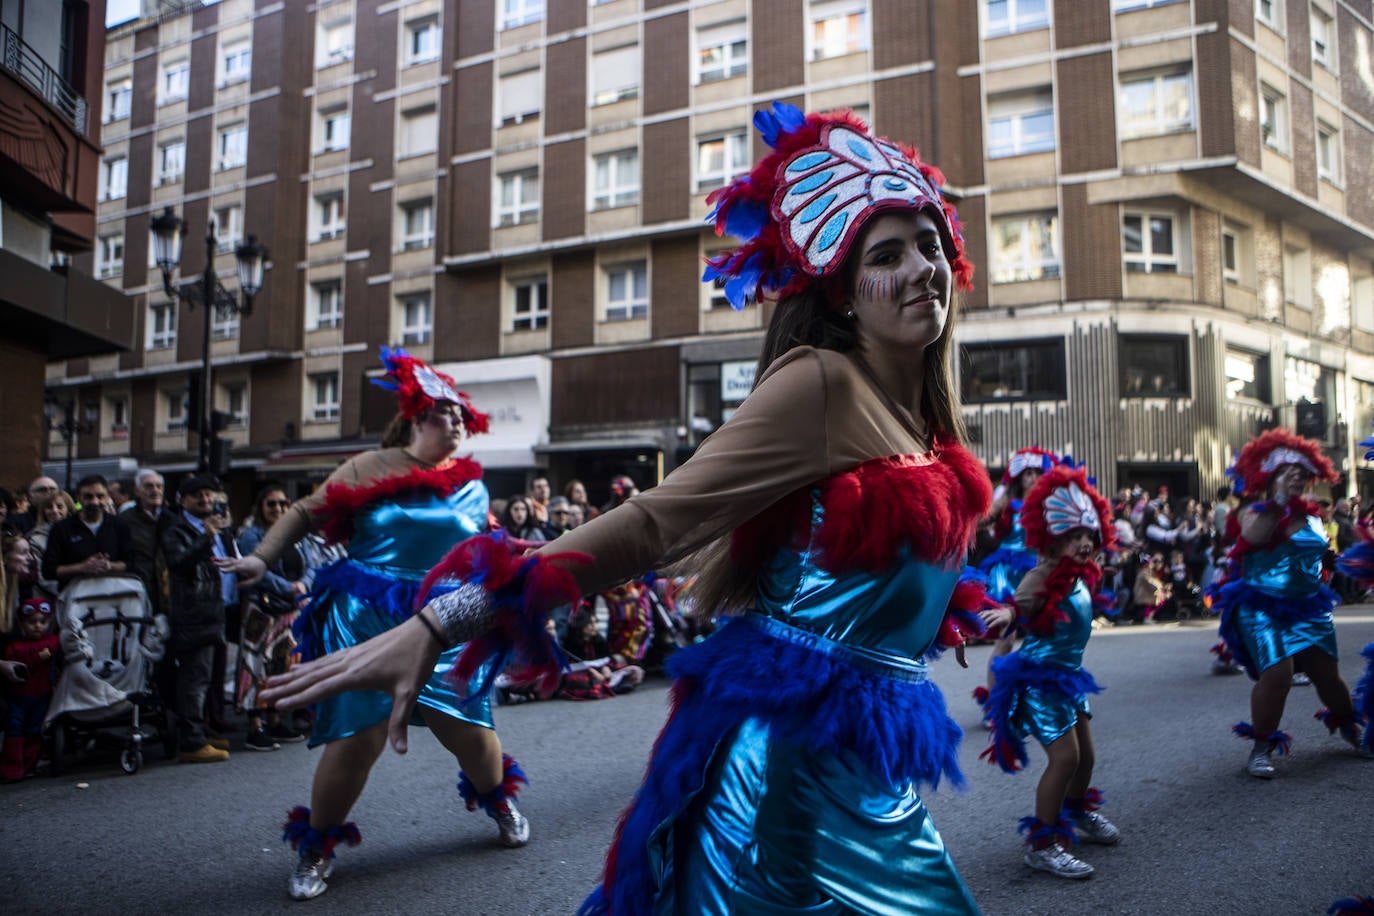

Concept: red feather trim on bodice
[[1020, 557, 1101, 636], [731, 441, 992, 574], [313, 457, 483, 545]]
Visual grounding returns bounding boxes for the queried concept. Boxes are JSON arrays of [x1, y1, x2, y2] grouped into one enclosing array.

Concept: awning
[[536, 438, 663, 454]]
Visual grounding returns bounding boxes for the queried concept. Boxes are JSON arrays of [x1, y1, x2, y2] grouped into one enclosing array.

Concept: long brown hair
[[686, 264, 969, 616]]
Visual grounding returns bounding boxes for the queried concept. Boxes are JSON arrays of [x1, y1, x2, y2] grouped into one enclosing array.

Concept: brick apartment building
[[44, 0, 1374, 505]]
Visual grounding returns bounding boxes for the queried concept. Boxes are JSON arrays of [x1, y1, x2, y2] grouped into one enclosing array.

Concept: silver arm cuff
[[426, 582, 495, 648]]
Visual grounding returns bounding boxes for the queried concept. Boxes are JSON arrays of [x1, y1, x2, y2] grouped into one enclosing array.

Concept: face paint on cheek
[[857, 274, 899, 303]]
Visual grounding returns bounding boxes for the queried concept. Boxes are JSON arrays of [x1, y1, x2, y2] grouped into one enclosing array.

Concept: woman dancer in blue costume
[[981, 465, 1120, 880], [262, 103, 1013, 914], [221, 350, 531, 901], [1211, 429, 1366, 779], [974, 448, 1058, 708]]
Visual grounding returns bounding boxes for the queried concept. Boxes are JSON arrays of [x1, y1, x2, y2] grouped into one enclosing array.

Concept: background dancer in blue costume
[[973, 447, 1058, 710], [263, 102, 1013, 914], [981, 465, 1119, 880], [222, 350, 532, 901], [1211, 429, 1366, 779]]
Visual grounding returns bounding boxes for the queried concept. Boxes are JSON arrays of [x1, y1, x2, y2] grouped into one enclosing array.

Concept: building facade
[[46, 0, 1374, 505], [2, 0, 133, 489]]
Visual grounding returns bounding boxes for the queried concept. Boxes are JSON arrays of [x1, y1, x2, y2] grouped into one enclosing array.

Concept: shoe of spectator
[[246, 728, 280, 752], [179, 743, 229, 764], [269, 723, 306, 744], [206, 735, 230, 750], [1291, 672, 1311, 686]]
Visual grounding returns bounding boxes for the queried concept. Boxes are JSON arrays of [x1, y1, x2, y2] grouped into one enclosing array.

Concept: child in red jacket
[[2, 597, 61, 781]]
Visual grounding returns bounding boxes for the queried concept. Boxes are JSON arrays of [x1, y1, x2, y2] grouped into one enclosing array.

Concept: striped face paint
[[857, 273, 900, 303]]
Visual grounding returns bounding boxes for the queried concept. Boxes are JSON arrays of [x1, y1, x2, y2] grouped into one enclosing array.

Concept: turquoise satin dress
[[1227, 516, 1339, 674], [979, 510, 1037, 603], [305, 480, 495, 747], [655, 499, 979, 915], [1005, 580, 1094, 746]]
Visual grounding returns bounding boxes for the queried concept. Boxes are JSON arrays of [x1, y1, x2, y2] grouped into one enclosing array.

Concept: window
[[809, 0, 868, 60], [148, 302, 177, 350], [108, 397, 129, 437], [158, 140, 185, 184], [696, 132, 750, 192], [222, 383, 247, 427], [696, 20, 747, 83], [960, 339, 1067, 402], [604, 262, 648, 321], [401, 199, 434, 250], [314, 193, 345, 241], [1123, 212, 1178, 273], [309, 280, 343, 330], [1353, 264, 1374, 331], [407, 17, 440, 65], [1222, 226, 1240, 283], [319, 106, 350, 152], [1119, 69, 1193, 137], [310, 372, 340, 421], [1285, 356, 1334, 407], [496, 169, 539, 227], [511, 276, 549, 331], [399, 292, 433, 345], [160, 60, 189, 104], [984, 0, 1049, 37], [1120, 335, 1189, 397], [1317, 121, 1340, 183], [1260, 84, 1286, 151], [1283, 244, 1312, 309], [497, 69, 543, 126], [591, 46, 641, 106], [1257, 0, 1282, 30], [215, 204, 243, 252], [319, 20, 353, 67], [400, 105, 438, 157], [164, 388, 186, 431], [102, 156, 127, 200], [592, 150, 639, 210], [705, 248, 755, 310], [217, 123, 247, 170], [501, 0, 544, 30], [990, 213, 1060, 283], [1311, 7, 1333, 67], [220, 41, 251, 85], [987, 89, 1054, 158], [1225, 349, 1271, 402], [212, 307, 239, 340], [105, 78, 131, 122], [97, 233, 124, 279]]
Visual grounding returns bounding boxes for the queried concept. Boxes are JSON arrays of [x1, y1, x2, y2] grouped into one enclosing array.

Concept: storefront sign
[[720, 360, 756, 402]]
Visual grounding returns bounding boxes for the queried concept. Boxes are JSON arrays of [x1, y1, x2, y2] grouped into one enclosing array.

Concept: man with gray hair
[[125, 469, 174, 616]]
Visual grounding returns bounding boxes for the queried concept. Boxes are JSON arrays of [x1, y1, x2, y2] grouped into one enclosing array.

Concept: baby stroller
[[45, 575, 171, 775]]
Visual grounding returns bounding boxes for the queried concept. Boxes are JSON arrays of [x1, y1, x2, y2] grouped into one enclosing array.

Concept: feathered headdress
[[1229, 428, 1336, 498], [1022, 465, 1115, 554], [371, 346, 490, 433], [702, 101, 973, 310], [1004, 447, 1060, 485]]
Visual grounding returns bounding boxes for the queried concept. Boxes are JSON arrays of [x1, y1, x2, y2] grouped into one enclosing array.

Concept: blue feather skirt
[[295, 559, 497, 747], [982, 653, 1102, 773], [1213, 580, 1339, 679], [580, 613, 978, 916]]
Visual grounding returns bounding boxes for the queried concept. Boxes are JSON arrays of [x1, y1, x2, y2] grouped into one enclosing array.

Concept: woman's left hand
[[260, 614, 443, 754]]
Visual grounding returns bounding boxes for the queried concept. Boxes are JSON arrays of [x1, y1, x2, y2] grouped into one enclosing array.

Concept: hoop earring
[[845, 309, 856, 320]]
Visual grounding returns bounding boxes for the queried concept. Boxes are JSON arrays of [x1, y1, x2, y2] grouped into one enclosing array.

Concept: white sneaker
[[1291, 672, 1311, 686], [1023, 843, 1094, 879], [492, 800, 530, 848], [1074, 811, 1121, 845], [1246, 746, 1276, 779], [288, 855, 333, 901]]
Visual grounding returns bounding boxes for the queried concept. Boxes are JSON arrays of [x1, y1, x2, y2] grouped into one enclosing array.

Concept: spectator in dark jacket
[[124, 469, 174, 616], [40, 475, 132, 591], [162, 475, 233, 764]]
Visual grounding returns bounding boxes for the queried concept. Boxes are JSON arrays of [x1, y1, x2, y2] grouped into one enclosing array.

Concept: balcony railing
[[1, 22, 88, 136]]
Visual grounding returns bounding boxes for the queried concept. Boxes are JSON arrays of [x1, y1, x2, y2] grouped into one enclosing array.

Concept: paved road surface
[[3, 610, 1372, 915]]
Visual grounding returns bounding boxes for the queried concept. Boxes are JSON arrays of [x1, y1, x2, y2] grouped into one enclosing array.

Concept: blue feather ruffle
[[1214, 580, 1340, 679], [579, 613, 964, 916], [982, 653, 1102, 773]]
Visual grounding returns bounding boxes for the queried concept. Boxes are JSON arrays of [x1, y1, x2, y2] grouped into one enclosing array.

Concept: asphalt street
[[2, 609, 1371, 916]]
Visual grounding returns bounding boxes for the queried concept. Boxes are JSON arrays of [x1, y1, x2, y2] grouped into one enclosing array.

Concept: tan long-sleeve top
[[538, 346, 933, 596]]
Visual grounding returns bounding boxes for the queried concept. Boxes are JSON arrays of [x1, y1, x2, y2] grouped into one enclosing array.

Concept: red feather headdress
[[1230, 428, 1337, 498], [1003, 447, 1060, 485], [372, 346, 490, 432], [1022, 465, 1115, 555]]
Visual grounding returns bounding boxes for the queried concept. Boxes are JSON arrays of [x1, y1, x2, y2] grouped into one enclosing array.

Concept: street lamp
[[150, 207, 268, 473], [44, 395, 100, 492]]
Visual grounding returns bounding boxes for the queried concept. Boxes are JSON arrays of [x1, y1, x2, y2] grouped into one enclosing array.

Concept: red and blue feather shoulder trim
[[313, 457, 483, 544]]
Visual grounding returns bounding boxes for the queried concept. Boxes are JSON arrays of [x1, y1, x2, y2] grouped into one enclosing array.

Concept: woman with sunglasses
[[1, 597, 59, 781], [234, 485, 309, 751]]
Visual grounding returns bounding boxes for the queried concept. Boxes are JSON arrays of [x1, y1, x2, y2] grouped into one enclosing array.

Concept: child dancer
[[1, 598, 61, 781], [982, 465, 1119, 879]]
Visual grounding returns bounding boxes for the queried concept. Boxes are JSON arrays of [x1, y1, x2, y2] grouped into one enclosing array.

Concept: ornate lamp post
[[44, 396, 100, 492], [150, 207, 268, 472]]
